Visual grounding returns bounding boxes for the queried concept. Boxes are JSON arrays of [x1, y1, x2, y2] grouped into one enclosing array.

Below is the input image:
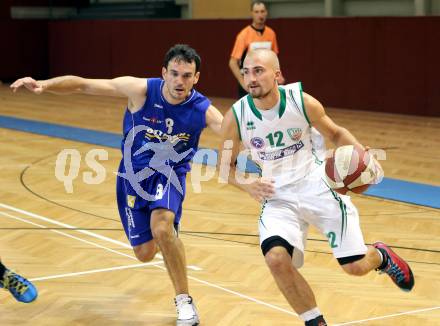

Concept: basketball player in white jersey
[[218, 49, 414, 326]]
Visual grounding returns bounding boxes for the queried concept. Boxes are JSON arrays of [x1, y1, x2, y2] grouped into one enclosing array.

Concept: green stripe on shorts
[[323, 179, 348, 244]]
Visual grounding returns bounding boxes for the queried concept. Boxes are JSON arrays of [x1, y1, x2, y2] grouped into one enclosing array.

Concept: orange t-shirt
[[231, 25, 279, 64]]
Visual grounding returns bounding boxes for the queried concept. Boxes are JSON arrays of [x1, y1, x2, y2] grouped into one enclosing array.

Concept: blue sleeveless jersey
[[121, 78, 211, 175]]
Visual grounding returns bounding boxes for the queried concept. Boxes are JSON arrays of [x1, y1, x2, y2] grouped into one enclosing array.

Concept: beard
[[250, 87, 271, 99]]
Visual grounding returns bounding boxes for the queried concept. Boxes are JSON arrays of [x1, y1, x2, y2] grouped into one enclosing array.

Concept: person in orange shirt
[[229, 1, 285, 98]]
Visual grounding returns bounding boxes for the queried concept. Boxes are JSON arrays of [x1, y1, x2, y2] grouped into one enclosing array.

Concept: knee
[[264, 248, 290, 273], [152, 222, 174, 243], [151, 210, 175, 244], [341, 262, 367, 276], [133, 243, 157, 262]]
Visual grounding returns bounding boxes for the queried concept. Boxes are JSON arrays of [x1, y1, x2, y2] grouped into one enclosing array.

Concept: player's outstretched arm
[[10, 75, 146, 99], [205, 105, 224, 136], [303, 92, 363, 149]]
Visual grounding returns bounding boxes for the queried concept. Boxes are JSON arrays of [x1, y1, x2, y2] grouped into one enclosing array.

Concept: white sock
[[376, 248, 386, 268], [299, 307, 322, 321], [175, 293, 189, 302]]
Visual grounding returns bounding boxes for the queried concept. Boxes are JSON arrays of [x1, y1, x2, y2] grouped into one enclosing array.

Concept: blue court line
[[0, 115, 122, 148], [1, 115, 439, 209]]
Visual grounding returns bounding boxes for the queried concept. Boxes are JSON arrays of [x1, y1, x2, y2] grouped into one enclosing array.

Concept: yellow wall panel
[[192, 0, 251, 18]]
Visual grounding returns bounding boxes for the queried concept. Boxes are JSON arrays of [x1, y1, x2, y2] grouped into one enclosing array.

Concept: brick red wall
[[0, 20, 48, 80], [272, 17, 440, 116], [47, 18, 440, 116], [1, 17, 439, 116]]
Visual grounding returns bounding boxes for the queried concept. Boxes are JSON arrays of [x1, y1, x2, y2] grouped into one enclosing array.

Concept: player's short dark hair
[[251, 1, 267, 10], [163, 44, 201, 72]]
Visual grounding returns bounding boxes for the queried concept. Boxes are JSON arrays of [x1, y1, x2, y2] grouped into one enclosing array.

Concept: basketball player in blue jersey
[[218, 49, 414, 326], [11, 44, 223, 326], [0, 258, 37, 303]]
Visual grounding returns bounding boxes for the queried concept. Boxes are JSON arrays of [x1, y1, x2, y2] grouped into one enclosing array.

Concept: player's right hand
[[366, 147, 384, 184], [246, 178, 275, 203], [10, 77, 44, 94]]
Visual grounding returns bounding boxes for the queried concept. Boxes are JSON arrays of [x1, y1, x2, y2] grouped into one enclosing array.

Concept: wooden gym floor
[[0, 84, 439, 325]]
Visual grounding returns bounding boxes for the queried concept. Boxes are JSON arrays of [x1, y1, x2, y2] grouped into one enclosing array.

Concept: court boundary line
[[333, 306, 440, 325], [0, 211, 147, 261], [3, 202, 438, 323], [0, 202, 296, 317], [30, 262, 164, 282]]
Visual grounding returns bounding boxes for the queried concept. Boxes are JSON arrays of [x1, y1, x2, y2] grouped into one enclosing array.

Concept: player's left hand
[[10, 77, 45, 94]]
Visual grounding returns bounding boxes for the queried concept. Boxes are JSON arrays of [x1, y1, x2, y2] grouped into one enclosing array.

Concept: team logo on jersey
[[250, 137, 265, 149], [246, 121, 256, 130], [143, 116, 163, 124], [287, 128, 302, 141], [127, 195, 136, 208]]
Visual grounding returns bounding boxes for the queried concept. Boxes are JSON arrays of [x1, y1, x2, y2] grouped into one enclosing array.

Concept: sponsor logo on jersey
[[125, 207, 135, 228], [144, 128, 191, 143], [258, 141, 304, 160], [287, 128, 302, 141], [143, 116, 163, 124], [154, 103, 163, 109], [251, 137, 265, 149], [246, 121, 256, 130]]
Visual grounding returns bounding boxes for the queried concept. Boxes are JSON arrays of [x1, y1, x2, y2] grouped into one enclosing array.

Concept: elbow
[[214, 126, 223, 137], [229, 58, 238, 70], [58, 75, 86, 93], [76, 77, 95, 94], [73, 76, 87, 92]]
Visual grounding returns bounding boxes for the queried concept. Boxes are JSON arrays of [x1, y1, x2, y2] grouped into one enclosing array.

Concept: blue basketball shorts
[[116, 160, 186, 247]]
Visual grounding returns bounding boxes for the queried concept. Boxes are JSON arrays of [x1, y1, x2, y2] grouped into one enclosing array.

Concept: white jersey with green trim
[[232, 82, 325, 187]]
